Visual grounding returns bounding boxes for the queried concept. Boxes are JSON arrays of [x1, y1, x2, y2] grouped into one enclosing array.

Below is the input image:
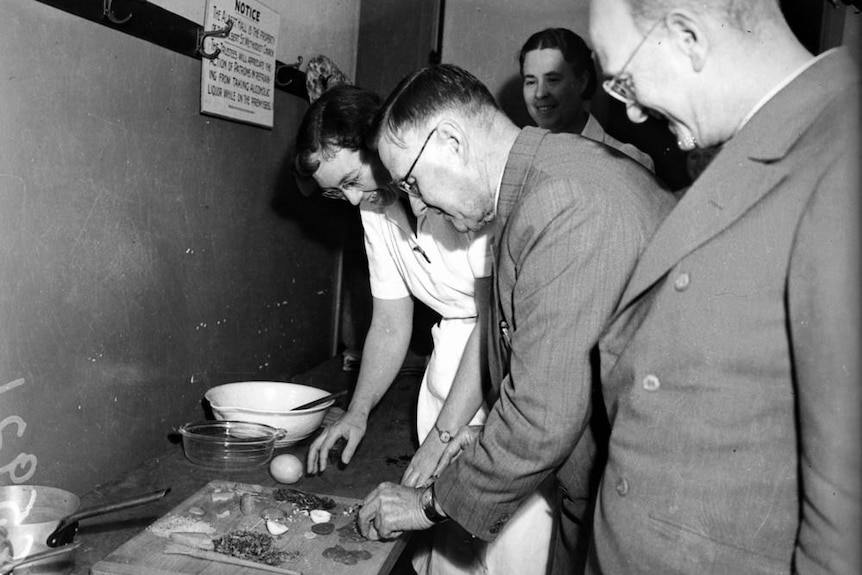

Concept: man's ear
[[665, 10, 709, 72], [576, 71, 590, 98], [435, 118, 467, 161]]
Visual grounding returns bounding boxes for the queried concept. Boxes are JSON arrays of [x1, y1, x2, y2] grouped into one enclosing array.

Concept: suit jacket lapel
[[617, 149, 786, 310], [487, 127, 546, 391], [616, 49, 857, 313]]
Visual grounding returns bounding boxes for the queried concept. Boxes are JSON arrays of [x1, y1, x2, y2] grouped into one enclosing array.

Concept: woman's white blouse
[[359, 200, 493, 320]]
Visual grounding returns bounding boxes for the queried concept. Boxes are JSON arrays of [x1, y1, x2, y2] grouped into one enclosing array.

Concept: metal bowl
[[178, 420, 285, 470], [204, 381, 334, 446], [0, 485, 80, 569]]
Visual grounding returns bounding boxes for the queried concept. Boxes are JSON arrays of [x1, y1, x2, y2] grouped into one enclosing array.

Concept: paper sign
[[201, 0, 280, 128]]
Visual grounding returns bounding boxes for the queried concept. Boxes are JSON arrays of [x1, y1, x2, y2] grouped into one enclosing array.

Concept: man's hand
[[358, 482, 435, 540], [306, 411, 368, 474]]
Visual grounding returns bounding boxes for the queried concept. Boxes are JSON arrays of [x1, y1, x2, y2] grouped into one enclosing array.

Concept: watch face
[[434, 423, 452, 443]]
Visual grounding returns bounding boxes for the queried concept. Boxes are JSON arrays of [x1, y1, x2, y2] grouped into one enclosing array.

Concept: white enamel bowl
[[204, 381, 334, 447]]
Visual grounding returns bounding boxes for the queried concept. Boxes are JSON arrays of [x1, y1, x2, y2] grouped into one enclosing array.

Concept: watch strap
[[421, 484, 447, 523]]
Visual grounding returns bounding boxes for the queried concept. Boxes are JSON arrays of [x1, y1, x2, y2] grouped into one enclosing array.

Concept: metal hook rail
[[103, 0, 132, 25], [32, 0, 309, 101], [275, 56, 304, 87], [196, 18, 233, 60]]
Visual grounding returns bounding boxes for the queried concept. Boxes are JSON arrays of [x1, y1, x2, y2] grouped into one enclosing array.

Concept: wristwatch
[[420, 484, 448, 523], [434, 423, 452, 443]]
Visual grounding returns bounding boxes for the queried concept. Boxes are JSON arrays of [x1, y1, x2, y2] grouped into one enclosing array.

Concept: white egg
[[270, 453, 303, 484]]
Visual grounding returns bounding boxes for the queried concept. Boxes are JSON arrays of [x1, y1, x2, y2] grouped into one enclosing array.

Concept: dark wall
[[356, 0, 437, 95], [343, 0, 441, 360], [0, 0, 340, 494]]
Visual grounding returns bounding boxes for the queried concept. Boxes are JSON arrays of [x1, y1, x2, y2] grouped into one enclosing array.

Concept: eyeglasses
[[395, 128, 437, 198], [602, 19, 663, 106], [321, 187, 388, 202], [320, 164, 379, 201], [321, 188, 348, 200]]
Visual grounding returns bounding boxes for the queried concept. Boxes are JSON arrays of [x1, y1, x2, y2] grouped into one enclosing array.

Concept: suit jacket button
[[643, 374, 660, 391], [674, 272, 690, 291], [615, 477, 629, 496]]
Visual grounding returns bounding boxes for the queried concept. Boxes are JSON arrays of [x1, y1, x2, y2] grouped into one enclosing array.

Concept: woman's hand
[[429, 425, 483, 479], [306, 411, 368, 475], [401, 432, 448, 488]]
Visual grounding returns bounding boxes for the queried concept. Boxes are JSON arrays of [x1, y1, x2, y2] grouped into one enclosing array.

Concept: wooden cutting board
[[91, 480, 407, 575]]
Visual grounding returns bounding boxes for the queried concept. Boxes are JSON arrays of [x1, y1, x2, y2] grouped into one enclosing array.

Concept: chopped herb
[[273, 488, 336, 511], [212, 529, 287, 566]]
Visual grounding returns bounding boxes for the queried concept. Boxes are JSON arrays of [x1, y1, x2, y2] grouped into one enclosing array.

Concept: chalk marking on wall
[[0, 416, 38, 483], [0, 378, 26, 395], [0, 173, 26, 187], [0, 380, 39, 483]]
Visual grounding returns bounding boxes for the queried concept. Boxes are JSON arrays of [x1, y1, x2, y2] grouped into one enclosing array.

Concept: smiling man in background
[[589, 0, 860, 573], [356, 63, 674, 574]]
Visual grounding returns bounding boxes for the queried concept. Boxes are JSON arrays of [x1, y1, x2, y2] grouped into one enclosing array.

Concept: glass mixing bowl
[[178, 420, 286, 470]]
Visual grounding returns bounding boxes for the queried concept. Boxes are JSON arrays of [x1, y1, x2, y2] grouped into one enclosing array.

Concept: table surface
[[67, 359, 422, 575]]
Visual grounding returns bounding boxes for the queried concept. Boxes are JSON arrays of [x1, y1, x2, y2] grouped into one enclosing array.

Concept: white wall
[[442, 0, 591, 125]]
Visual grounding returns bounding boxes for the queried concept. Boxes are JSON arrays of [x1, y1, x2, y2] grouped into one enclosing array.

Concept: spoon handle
[[290, 390, 347, 411]]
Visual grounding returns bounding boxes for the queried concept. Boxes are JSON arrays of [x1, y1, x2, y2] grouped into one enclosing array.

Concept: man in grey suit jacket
[[356, 64, 675, 573], [590, 0, 860, 573]]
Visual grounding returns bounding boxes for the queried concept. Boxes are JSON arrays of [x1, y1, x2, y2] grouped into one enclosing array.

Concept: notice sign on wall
[[201, 0, 280, 128]]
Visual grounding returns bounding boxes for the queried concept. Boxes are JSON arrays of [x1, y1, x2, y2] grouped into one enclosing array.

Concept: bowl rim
[[209, 399, 335, 414], [204, 381, 334, 413], [178, 420, 286, 443]]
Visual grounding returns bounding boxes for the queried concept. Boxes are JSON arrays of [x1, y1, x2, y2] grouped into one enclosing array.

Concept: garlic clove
[[266, 519, 290, 535], [309, 509, 332, 524]]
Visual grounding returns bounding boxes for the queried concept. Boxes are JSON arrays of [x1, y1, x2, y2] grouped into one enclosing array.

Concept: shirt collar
[[493, 161, 505, 217]]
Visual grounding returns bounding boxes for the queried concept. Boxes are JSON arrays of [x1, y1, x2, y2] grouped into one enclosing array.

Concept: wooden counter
[[67, 359, 422, 575]]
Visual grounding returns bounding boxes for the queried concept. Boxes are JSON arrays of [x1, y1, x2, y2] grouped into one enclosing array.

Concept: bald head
[[621, 0, 784, 32], [590, 0, 811, 149]]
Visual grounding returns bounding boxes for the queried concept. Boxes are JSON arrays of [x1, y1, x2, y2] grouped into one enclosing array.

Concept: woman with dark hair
[[295, 84, 491, 499], [519, 27, 654, 171]]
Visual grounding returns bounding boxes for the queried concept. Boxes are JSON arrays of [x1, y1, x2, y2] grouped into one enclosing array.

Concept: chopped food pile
[[212, 529, 288, 566], [151, 482, 379, 570], [273, 488, 336, 511], [147, 514, 216, 538]]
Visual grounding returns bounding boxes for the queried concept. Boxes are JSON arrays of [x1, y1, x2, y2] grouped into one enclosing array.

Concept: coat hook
[[103, 0, 132, 25], [275, 57, 303, 87], [197, 19, 234, 60]]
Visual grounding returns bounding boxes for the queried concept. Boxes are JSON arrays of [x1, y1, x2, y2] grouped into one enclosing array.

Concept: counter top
[[68, 359, 421, 574]]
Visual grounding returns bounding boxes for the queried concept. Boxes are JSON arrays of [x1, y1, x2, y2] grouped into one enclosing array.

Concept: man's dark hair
[[518, 28, 598, 99], [374, 64, 498, 146]]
